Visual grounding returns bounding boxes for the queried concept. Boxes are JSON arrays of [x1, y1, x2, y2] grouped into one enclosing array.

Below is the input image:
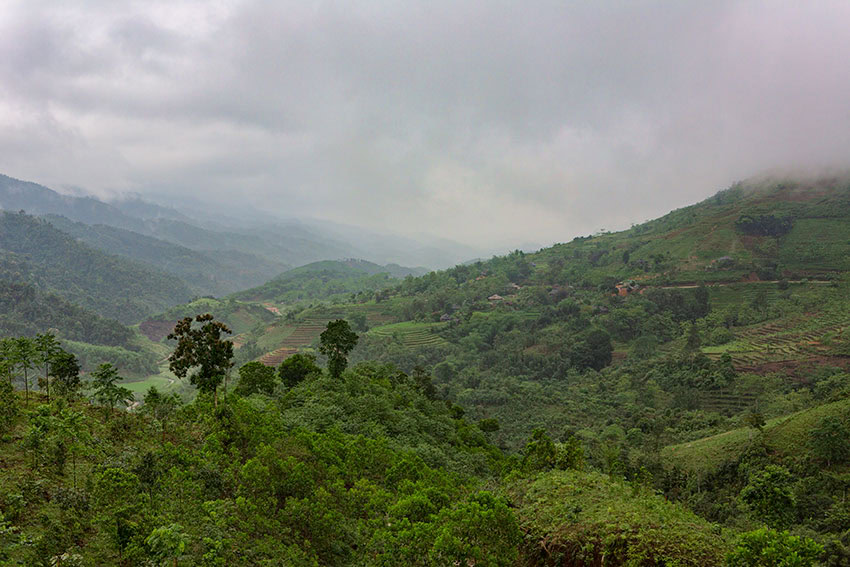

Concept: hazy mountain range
[[0, 173, 493, 273]]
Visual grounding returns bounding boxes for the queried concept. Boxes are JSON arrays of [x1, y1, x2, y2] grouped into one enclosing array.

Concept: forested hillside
[[0, 212, 193, 324], [0, 346, 737, 566], [0, 174, 145, 231], [0, 173, 483, 270], [43, 215, 287, 296], [232, 259, 426, 303], [0, 280, 132, 347]]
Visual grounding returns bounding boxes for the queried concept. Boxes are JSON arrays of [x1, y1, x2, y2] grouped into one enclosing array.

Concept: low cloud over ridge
[[2, 1, 850, 248]]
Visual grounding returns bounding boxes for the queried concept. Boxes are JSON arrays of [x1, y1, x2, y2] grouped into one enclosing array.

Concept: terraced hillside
[[704, 292, 850, 373], [368, 321, 448, 347], [533, 176, 850, 287], [257, 317, 337, 366]]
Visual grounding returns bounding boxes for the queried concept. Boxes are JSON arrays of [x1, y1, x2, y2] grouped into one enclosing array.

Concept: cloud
[[2, 0, 850, 248]]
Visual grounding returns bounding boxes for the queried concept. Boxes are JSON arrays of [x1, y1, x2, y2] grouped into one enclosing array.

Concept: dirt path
[[661, 279, 831, 290]]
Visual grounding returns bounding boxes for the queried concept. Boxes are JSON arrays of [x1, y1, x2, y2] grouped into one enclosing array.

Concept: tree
[[51, 350, 82, 399], [571, 328, 613, 371], [685, 322, 701, 351], [278, 353, 321, 388], [13, 337, 36, 405], [91, 363, 134, 418], [168, 314, 234, 407], [93, 467, 141, 561], [350, 313, 368, 333], [55, 407, 90, 489], [142, 386, 182, 444], [727, 527, 822, 567], [810, 415, 850, 467], [0, 338, 15, 385], [235, 361, 278, 396], [24, 404, 53, 470], [411, 365, 437, 400], [318, 320, 359, 379], [744, 409, 766, 439], [34, 333, 60, 402], [555, 436, 585, 471], [740, 465, 796, 529], [522, 429, 556, 472], [146, 523, 188, 567], [429, 492, 520, 567]]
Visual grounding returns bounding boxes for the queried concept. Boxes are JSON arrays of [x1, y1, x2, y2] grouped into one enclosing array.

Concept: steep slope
[[534, 175, 850, 286], [0, 212, 193, 323], [0, 173, 146, 231], [42, 215, 286, 295], [0, 279, 133, 347]]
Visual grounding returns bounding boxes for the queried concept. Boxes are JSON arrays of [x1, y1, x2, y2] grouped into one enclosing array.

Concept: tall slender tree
[[51, 350, 82, 399], [91, 363, 134, 418], [0, 338, 15, 385], [35, 333, 60, 403], [13, 338, 36, 405]]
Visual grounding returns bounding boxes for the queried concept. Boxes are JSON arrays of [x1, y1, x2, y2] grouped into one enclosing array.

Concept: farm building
[[614, 280, 640, 296]]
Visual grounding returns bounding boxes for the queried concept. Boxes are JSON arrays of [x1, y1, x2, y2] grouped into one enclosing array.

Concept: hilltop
[[534, 175, 850, 286], [232, 259, 428, 303]]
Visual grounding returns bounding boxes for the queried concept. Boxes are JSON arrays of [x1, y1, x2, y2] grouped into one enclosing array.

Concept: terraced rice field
[[281, 319, 332, 346], [698, 389, 757, 414], [369, 322, 448, 347], [345, 304, 397, 326], [705, 310, 850, 369], [258, 318, 334, 366], [260, 347, 299, 366]]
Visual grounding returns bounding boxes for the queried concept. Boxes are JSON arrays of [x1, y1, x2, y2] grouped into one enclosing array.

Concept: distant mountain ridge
[[0, 211, 193, 324], [0, 173, 490, 270], [43, 215, 287, 296]]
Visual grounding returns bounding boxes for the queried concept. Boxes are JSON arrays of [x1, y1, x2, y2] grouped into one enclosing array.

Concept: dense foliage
[[0, 211, 193, 323], [0, 280, 132, 347], [233, 260, 421, 304], [43, 214, 286, 297]]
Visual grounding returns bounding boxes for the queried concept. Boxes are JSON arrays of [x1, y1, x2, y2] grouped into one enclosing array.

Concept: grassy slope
[[535, 175, 850, 285], [662, 397, 850, 475], [509, 469, 728, 567]]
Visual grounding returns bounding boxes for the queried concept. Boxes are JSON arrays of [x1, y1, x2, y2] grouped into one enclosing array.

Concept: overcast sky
[[2, 1, 850, 248]]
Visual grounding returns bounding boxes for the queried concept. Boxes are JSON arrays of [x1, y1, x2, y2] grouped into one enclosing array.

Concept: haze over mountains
[[0, 173, 492, 275]]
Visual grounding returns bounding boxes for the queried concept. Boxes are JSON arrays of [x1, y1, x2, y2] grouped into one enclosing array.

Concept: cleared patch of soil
[[737, 356, 850, 383], [139, 320, 176, 342]]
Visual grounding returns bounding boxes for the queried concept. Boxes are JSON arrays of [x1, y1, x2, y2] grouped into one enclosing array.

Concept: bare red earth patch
[[139, 320, 176, 342]]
